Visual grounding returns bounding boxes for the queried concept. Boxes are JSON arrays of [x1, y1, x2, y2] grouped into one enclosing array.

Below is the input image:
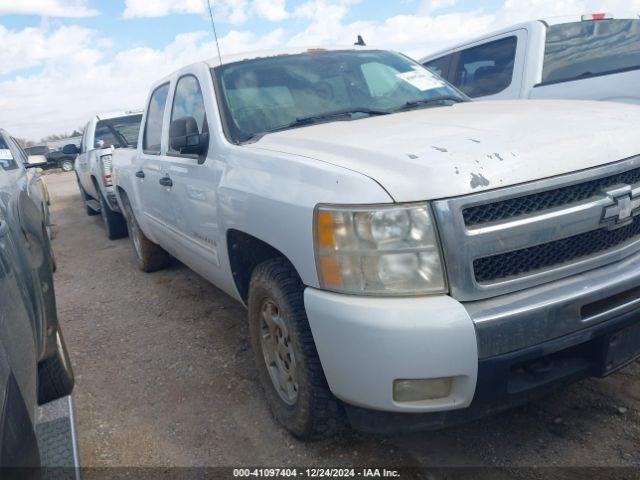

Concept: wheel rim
[[62, 161, 73, 171], [260, 299, 298, 406]]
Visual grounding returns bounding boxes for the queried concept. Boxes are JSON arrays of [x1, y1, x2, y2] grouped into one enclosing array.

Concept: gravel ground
[[45, 171, 640, 475]]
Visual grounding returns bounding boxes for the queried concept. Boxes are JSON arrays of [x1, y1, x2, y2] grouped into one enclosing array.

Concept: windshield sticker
[[397, 70, 445, 91], [0, 149, 14, 160]]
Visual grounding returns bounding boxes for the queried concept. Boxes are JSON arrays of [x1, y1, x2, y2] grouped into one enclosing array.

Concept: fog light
[[393, 377, 453, 402]]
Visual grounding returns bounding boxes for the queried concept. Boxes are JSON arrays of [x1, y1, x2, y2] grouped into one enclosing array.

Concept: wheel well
[[227, 230, 289, 303]]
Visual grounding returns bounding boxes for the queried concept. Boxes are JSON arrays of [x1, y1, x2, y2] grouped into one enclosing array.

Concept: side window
[[451, 36, 517, 98], [0, 136, 18, 171], [143, 83, 170, 154], [169, 75, 207, 155], [424, 55, 452, 79]]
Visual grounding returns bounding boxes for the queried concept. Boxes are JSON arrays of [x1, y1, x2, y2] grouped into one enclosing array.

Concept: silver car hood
[[247, 100, 640, 202]]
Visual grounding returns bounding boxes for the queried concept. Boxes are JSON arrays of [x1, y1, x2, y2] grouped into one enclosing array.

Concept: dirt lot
[[45, 171, 640, 473]]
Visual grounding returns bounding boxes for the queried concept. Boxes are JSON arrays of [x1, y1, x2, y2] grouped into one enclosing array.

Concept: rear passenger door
[[427, 30, 528, 100], [161, 70, 223, 278]]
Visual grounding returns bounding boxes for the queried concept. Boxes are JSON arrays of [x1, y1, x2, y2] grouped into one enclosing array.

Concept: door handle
[[135, 170, 145, 179], [159, 176, 173, 187]]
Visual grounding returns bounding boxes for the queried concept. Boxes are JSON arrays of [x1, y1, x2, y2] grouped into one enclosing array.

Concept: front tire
[[98, 189, 127, 240], [248, 258, 343, 440], [120, 192, 170, 272], [60, 159, 74, 172]]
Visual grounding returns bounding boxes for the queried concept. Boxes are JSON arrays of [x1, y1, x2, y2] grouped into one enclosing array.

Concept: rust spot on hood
[[470, 173, 490, 189]]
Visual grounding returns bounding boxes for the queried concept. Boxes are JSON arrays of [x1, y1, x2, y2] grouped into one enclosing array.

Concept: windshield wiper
[[394, 96, 465, 112], [243, 107, 391, 143]]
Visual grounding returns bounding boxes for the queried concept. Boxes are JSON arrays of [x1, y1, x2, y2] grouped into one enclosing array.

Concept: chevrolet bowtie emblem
[[602, 184, 640, 229]]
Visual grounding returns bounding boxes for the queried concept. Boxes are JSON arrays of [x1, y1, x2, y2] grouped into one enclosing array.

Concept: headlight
[[314, 203, 447, 295]]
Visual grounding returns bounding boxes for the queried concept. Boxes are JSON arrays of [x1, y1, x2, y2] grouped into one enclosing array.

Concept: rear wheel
[[248, 258, 343, 440], [120, 192, 170, 272], [98, 189, 127, 240]]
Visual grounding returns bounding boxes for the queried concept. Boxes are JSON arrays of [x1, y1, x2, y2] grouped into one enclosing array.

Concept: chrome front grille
[[462, 165, 640, 226], [433, 155, 640, 302]]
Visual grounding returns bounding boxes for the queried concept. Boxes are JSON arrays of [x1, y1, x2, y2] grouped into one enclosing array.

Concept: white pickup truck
[[420, 13, 640, 103], [63, 110, 143, 239], [112, 46, 640, 438]]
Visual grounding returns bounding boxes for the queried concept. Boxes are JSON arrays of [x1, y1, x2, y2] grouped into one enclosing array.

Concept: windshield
[[543, 19, 640, 84], [94, 114, 143, 148], [213, 50, 467, 143]]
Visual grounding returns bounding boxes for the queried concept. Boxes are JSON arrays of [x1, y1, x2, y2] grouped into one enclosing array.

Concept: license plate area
[[600, 321, 640, 376]]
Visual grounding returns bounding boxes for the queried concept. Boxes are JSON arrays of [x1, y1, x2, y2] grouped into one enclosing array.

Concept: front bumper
[[344, 309, 640, 433], [304, 252, 640, 431]]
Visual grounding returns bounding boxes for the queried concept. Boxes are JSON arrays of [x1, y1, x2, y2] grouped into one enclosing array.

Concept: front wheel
[[248, 258, 343, 440], [60, 159, 74, 172]]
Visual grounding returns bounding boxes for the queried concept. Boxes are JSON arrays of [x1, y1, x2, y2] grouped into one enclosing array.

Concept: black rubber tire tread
[[38, 330, 74, 405], [120, 191, 170, 273], [248, 257, 344, 440], [98, 188, 127, 240], [76, 175, 99, 216]]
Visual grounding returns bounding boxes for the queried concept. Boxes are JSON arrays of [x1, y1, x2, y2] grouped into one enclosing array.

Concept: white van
[[420, 13, 640, 103]]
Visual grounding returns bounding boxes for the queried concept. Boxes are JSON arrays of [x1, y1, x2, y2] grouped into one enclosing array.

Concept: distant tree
[[13, 137, 36, 148]]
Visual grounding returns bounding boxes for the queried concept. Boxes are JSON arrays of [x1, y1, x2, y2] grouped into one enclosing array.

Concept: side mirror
[[62, 144, 79, 155], [170, 117, 208, 156]]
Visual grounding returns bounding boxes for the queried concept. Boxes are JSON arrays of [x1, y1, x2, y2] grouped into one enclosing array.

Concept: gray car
[[0, 129, 75, 474]]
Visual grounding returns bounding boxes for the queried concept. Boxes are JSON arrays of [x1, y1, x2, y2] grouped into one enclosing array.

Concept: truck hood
[[247, 100, 640, 201]]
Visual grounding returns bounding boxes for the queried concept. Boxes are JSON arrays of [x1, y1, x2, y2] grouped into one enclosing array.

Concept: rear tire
[[38, 329, 74, 405], [120, 192, 170, 272], [248, 258, 343, 440], [98, 189, 128, 240]]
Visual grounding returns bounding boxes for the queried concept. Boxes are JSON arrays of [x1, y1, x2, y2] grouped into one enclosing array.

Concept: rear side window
[[542, 19, 640, 84], [451, 36, 517, 98], [143, 83, 170, 154], [0, 136, 18, 171]]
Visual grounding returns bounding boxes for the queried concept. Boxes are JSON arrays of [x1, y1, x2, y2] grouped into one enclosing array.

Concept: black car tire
[[38, 329, 74, 405], [98, 189, 127, 240], [120, 192, 170, 272], [248, 258, 343, 440]]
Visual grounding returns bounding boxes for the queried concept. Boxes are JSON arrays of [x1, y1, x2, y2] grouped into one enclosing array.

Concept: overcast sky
[[1, 0, 639, 140]]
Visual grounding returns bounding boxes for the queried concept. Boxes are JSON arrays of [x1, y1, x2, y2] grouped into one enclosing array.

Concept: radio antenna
[[206, 0, 223, 66]]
